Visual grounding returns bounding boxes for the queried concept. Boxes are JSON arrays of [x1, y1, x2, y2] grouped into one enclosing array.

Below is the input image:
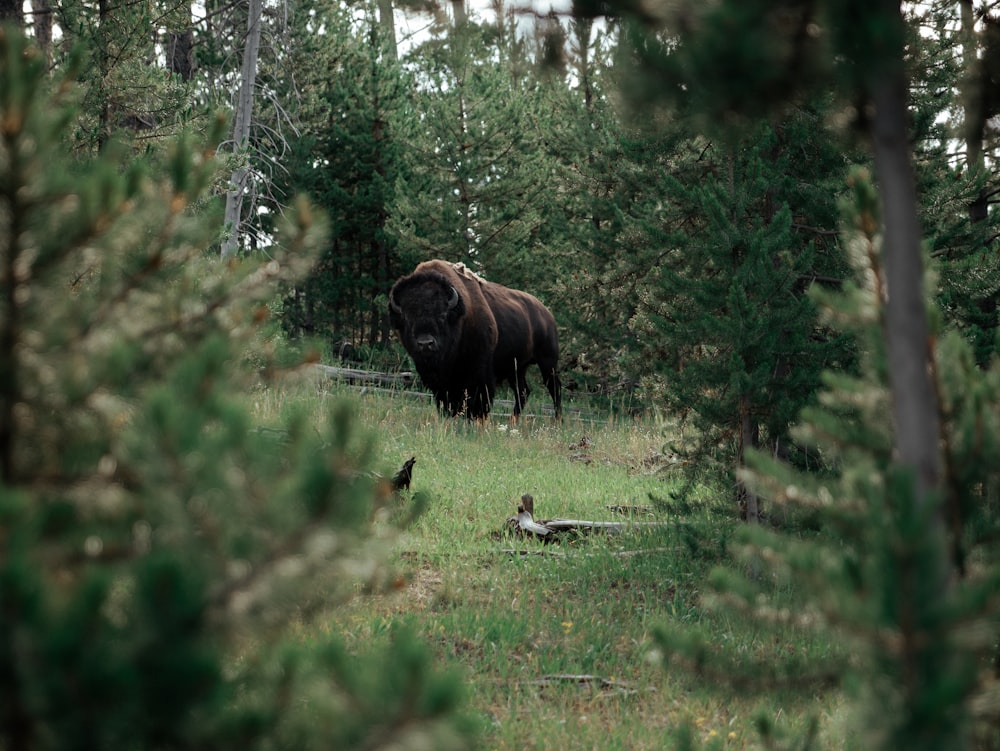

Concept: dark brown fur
[[389, 260, 561, 419]]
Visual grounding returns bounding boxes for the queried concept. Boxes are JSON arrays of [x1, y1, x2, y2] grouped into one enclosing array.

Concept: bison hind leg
[[539, 362, 561, 418], [512, 369, 531, 417], [501, 360, 531, 417]]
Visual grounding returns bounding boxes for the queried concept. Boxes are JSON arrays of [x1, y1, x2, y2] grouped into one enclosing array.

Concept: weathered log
[[504, 493, 669, 540], [514, 509, 556, 538], [539, 518, 664, 533]]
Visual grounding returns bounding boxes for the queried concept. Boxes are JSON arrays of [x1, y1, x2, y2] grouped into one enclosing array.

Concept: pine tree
[[274, 0, 410, 354], [541, 18, 682, 401], [49, 0, 195, 155], [0, 28, 475, 751], [575, 0, 999, 745], [628, 113, 853, 519], [907, 1, 1000, 367], [543, 10, 856, 480], [393, 15, 555, 280], [655, 167, 1000, 749]]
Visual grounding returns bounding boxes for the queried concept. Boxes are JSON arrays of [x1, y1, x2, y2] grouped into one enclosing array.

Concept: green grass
[[252, 376, 848, 750]]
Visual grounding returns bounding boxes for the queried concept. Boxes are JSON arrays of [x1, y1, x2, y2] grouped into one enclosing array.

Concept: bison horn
[[389, 288, 402, 316], [447, 285, 460, 311]]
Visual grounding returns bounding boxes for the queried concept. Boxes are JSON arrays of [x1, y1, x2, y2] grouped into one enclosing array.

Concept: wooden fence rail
[[311, 364, 589, 420]]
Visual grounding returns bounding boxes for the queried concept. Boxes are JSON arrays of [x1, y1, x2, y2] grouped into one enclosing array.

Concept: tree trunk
[[377, 0, 397, 61], [869, 42, 941, 514], [367, 20, 392, 345], [30, 0, 52, 69], [867, 3, 955, 613], [737, 394, 760, 523], [958, 0, 992, 230], [167, 25, 195, 81], [960, 0, 983, 173], [452, 0, 466, 27], [221, 0, 263, 260], [97, 0, 111, 151], [574, 19, 594, 112], [0, 0, 23, 26]]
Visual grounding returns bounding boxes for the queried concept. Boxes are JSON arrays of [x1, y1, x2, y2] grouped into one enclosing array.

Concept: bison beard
[[389, 260, 561, 420]]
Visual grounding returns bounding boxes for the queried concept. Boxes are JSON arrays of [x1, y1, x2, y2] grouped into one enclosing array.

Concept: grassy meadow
[[251, 376, 849, 750]]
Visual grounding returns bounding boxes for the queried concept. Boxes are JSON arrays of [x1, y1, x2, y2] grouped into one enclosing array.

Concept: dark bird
[[391, 456, 416, 491]]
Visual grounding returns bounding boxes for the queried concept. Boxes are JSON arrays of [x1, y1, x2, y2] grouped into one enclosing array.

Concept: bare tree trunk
[[960, 0, 983, 172], [570, 19, 602, 232], [867, 14, 961, 723], [221, 0, 263, 260], [451, 0, 466, 27], [958, 0, 991, 228], [30, 0, 52, 69], [167, 2, 195, 83], [870, 52, 941, 513], [167, 28, 195, 81], [377, 0, 396, 61], [573, 18, 594, 112], [868, 4, 952, 607], [97, 0, 112, 151], [368, 19, 392, 345]]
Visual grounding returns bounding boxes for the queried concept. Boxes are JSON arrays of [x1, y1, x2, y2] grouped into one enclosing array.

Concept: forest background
[[6, 0, 998, 492], [3, 0, 1000, 748]]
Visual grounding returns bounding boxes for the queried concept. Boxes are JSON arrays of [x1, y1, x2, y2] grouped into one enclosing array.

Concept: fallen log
[[540, 518, 665, 533], [513, 508, 556, 539], [504, 494, 670, 541]]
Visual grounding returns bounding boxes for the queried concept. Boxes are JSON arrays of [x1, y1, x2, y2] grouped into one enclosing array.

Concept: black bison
[[388, 259, 561, 419]]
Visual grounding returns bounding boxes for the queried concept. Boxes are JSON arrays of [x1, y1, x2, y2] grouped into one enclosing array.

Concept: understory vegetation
[[254, 378, 850, 750]]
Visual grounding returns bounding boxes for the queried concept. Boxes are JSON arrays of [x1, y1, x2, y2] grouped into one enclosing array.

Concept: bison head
[[389, 272, 465, 378]]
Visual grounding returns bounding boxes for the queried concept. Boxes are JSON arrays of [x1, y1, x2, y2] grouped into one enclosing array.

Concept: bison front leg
[[471, 379, 496, 419], [451, 376, 494, 419]]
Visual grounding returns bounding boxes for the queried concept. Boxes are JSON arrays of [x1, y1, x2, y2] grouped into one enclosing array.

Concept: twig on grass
[[529, 674, 639, 695], [500, 546, 679, 558], [606, 504, 655, 516]]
